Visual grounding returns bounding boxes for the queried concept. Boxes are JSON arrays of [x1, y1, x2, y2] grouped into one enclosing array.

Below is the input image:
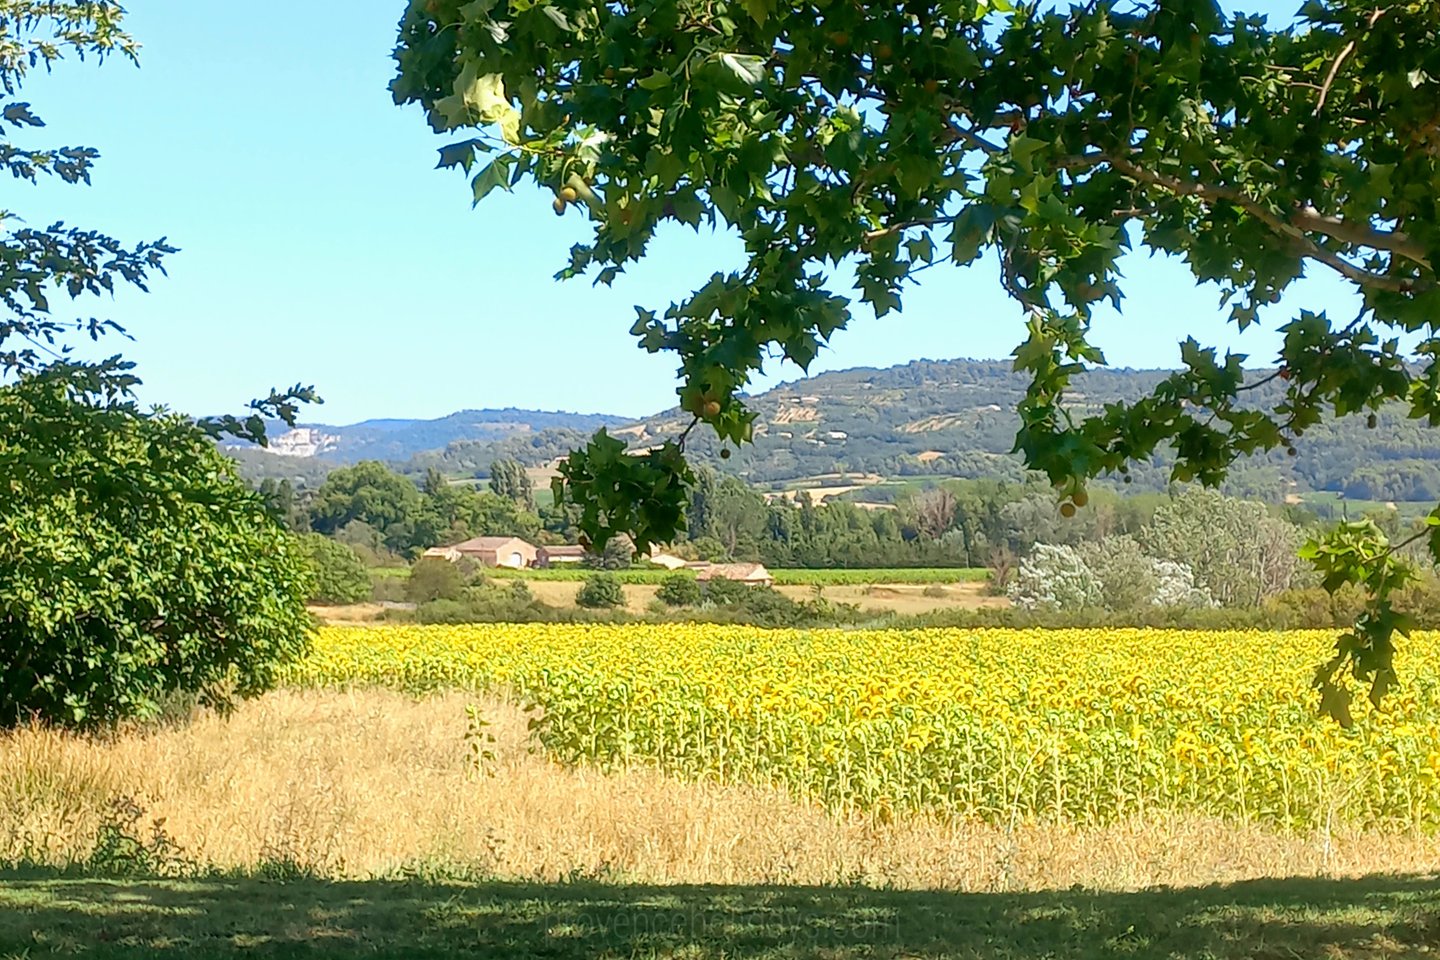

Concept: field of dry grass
[[3, 689, 1434, 889], [797, 582, 1007, 614], [513, 581, 1005, 616]]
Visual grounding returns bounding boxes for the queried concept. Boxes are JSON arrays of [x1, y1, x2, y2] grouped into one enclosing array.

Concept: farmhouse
[[536, 544, 587, 567], [645, 552, 690, 570], [426, 536, 538, 569], [695, 562, 774, 587]]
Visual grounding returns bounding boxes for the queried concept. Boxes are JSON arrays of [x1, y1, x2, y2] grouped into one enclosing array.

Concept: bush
[[656, 573, 702, 607], [413, 599, 473, 624], [405, 557, 466, 604], [370, 573, 407, 604], [921, 584, 948, 598], [299, 534, 371, 605], [576, 572, 625, 609], [1078, 536, 1214, 611], [692, 582, 863, 628], [1007, 544, 1102, 611], [702, 577, 753, 606], [0, 377, 312, 727]]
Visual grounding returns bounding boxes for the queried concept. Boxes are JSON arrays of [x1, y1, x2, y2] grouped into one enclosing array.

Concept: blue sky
[[17, 0, 1346, 424]]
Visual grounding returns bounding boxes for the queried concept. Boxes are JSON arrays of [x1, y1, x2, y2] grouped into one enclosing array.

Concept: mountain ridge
[[233, 357, 1440, 506], [235, 407, 629, 464]]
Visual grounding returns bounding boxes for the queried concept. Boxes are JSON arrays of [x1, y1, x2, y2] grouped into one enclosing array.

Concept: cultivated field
[[282, 625, 1440, 831], [5, 689, 1439, 889], [6, 624, 1439, 958]]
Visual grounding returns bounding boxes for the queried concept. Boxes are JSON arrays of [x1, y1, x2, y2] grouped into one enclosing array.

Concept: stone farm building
[[695, 562, 774, 587], [536, 544, 587, 567], [424, 536, 537, 569]]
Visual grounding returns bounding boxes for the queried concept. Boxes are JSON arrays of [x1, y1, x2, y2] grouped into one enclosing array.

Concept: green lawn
[[1, 870, 1435, 959]]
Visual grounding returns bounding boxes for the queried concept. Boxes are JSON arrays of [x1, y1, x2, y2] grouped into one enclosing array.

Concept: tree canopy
[[0, 3, 315, 725], [0, 375, 313, 726], [394, 0, 1440, 719]]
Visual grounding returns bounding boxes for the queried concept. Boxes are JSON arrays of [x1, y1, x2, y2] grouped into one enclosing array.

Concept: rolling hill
[[229, 408, 626, 464], [230, 359, 1440, 508]]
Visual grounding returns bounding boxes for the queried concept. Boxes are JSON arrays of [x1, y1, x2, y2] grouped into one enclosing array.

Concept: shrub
[[414, 599, 473, 624], [1007, 544, 1102, 611], [576, 572, 626, 609], [693, 583, 862, 628], [299, 534, 372, 605], [405, 557, 466, 604], [657, 573, 702, 607], [0, 377, 312, 727], [1078, 536, 1215, 611], [701, 577, 753, 606], [370, 574, 407, 604], [921, 584, 948, 598]]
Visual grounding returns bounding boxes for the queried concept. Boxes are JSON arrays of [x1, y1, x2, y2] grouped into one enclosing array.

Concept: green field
[[482, 566, 991, 585]]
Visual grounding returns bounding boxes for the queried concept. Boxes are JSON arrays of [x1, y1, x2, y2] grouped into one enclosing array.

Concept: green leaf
[[716, 53, 766, 88], [742, 0, 773, 24], [541, 6, 572, 30], [437, 139, 489, 171], [471, 157, 512, 203]]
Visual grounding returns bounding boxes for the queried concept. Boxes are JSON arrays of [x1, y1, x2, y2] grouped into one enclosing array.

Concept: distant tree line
[[265, 452, 1440, 621]]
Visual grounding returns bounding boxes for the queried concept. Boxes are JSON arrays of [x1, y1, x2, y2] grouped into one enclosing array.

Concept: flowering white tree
[[1012, 538, 1216, 611], [1008, 544, 1102, 611]]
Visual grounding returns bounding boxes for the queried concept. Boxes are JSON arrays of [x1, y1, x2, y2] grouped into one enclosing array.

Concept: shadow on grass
[[1, 868, 1436, 959]]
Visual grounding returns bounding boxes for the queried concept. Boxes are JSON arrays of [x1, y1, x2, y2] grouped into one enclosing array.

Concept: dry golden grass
[[310, 580, 1006, 622], [309, 602, 389, 625], [516, 582, 1005, 615], [783, 582, 1008, 613], [525, 580, 662, 614], [3, 689, 1434, 889]]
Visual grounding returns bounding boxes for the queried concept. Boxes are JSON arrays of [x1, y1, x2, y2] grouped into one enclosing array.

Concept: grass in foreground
[[5, 690, 1439, 888], [1, 870, 1437, 959]]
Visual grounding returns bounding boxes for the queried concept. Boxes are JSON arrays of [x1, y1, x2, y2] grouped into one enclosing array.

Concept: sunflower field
[[283, 625, 1440, 830]]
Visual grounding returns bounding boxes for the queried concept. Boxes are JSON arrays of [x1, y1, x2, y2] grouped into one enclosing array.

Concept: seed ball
[[1059, 502, 1077, 519], [701, 400, 722, 418]]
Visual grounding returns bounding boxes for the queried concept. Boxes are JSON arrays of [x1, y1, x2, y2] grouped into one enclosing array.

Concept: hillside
[[229, 408, 626, 464], [619, 358, 1440, 506], [230, 358, 1440, 507]]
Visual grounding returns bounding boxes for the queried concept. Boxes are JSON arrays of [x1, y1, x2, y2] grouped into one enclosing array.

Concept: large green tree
[[0, 375, 313, 726], [0, 3, 315, 726], [394, 0, 1440, 718], [488, 457, 535, 508], [310, 461, 427, 553]]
